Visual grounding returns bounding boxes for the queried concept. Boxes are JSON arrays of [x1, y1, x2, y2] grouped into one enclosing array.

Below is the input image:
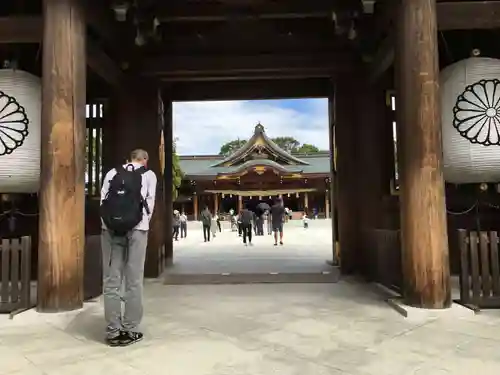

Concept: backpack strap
[[131, 166, 151, 215]]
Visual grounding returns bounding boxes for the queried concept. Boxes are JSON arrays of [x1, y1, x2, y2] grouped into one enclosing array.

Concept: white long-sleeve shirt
[[100, 163, 157, 231]]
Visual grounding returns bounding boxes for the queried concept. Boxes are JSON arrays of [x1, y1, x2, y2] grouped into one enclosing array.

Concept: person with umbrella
[[256, 202, 270, 236]]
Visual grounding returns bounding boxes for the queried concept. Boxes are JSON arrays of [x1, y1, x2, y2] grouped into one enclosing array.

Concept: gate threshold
[[163, 269, 340, 285]]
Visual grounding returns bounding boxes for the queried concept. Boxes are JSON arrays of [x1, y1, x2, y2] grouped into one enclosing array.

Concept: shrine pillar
[[237, 195, 243, 212], [193, 193, 198, 220], [334, 79, 361, 274], [303, 192, 309, 211], [214, 193, 219, 213], [395, 0, 450, 308], [105, 80, 165, 278], [38, 0, 86, 312], [163, 98, 173, 265]]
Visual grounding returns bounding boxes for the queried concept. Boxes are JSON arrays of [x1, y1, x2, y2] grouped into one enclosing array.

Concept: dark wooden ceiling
[[3, 0, 500, 100]]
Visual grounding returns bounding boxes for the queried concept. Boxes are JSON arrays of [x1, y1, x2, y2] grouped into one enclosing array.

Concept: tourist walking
[[271, 197, 285, 246], [172, 210, 180, 241], [180, 211, 187, 238], [210, 213, 218, 238], [100, 149, 157, 347], [240, 204, 254, 246], [200, 206, 212, 242], [216, 212, 222, 232]]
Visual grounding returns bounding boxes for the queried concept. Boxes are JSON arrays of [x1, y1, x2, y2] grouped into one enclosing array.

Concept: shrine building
[[176, 123, 332, 220]]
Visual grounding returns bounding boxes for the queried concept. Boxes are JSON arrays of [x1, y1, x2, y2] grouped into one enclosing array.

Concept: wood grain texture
[[163, 98, 174, 264], [334, 79, 361, 274], [38, 0, 86, 312], [396, 0, 451, 309]]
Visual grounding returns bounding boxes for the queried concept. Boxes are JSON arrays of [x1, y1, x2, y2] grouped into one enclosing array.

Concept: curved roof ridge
[[210, 123, 309, 167]]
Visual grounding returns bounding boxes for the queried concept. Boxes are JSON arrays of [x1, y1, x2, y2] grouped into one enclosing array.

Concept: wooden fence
[[0, 237, 32, 314], [458, 229, 500, 308]]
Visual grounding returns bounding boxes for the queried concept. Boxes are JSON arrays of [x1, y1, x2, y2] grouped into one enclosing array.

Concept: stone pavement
[[2, 220, 500, 374], [168, 219, 335, 275]]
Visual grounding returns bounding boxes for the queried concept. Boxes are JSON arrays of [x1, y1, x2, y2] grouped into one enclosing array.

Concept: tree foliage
[[218, 136, 321, 156], [218, 139, 248, 156], [296, 143, 320, 154], [172, 141, 183, 200]]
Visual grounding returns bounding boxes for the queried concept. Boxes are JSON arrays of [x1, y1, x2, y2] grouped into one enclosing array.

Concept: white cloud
[[173, 99, 329, 155]]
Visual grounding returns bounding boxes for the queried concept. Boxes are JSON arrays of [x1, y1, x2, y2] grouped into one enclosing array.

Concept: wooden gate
[[458, 229, 500, 308], [0, 237, 32, 314]]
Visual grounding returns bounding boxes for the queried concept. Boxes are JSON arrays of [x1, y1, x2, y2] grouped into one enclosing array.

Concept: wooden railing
[[458, 229, 500, 309], [0, 237, 32, 314]]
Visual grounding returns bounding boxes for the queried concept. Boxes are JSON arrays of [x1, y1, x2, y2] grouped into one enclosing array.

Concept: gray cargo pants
[[101, 229, 148, 337]]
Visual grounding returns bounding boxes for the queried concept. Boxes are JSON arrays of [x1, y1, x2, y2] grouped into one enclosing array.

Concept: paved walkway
[[2, 220, 500, 374], [168, 219, 334, 275]]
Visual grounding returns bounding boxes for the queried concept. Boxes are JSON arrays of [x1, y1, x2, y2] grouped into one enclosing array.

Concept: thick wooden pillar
[[303, 192, 309, 211], [328, 90, 339, 265], [163, 99, 173, 265], [38, 0, 86, 312], [356, 78, 394, 277], [193, 194, 198, 220], [396, 0, 450, 308], [238, 195, 243, 212], [106, 80, 165, 278], [335, 79, 361, 274]]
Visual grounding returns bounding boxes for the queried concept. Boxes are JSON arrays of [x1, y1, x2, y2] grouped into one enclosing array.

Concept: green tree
[[219, 139, 247, 156], [296, 143, 320, 154], [271, 136, 300, 153], [172, 141, 183, 200]]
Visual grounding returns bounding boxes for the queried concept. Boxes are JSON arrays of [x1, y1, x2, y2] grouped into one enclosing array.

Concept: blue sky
[[173, 98, 329, 155]]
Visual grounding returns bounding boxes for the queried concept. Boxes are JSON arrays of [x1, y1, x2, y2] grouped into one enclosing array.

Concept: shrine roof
[[178, 123, 331, 178], [178, 152, 331, 178]]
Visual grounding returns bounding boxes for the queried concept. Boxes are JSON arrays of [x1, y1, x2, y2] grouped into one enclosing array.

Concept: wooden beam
[[369, 1, 500, 81], [142, 52, 355, 80], [156, 0, 356, 22], [165, 78, 331, 101], [0, 16, 42, 43], [396, 0, 450, 309], [38, 0, 86, 312], [84, 2, 121, 45], [438, 1, 500, 31], [0, 16, 122, 85]]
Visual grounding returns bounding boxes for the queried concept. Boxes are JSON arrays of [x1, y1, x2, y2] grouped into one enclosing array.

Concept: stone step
[[163, 268, 341, 285]]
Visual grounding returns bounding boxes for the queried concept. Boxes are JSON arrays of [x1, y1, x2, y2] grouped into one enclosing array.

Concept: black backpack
[[101, 164, 149, 235]]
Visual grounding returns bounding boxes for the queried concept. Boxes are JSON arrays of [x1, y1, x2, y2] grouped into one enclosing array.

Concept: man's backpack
[[101, 164, 149, 235]]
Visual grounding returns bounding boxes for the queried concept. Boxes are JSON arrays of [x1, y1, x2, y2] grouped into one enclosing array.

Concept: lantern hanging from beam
[[441, 57, 500, 183], [0, 69, 41, 193]]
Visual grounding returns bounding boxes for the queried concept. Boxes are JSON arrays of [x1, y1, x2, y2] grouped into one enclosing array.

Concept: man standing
[[180, 211, 188, 238], [271, 197, 285, 246], [172, 210, 180, 241], [200, 206, 212, 242], [100, 149, 157, 347], [240, 204, 254, 246]]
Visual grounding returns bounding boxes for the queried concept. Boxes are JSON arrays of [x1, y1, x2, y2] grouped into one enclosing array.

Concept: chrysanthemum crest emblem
[[453, 79, 500, 146], [0, 91, 29, 156]]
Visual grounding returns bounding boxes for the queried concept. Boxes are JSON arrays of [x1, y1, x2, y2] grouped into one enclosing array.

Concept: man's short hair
[[130, 149, 149, 162]]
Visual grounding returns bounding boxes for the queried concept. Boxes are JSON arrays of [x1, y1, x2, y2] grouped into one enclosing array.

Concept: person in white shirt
[[100, 149, 157, 347], [180, 211, 188, 238], [302, 212, 309, 229]]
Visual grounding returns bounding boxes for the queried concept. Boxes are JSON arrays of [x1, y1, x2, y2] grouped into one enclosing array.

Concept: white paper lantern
[[0, 69, 41, 193], [441, 57, 500, 183]]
